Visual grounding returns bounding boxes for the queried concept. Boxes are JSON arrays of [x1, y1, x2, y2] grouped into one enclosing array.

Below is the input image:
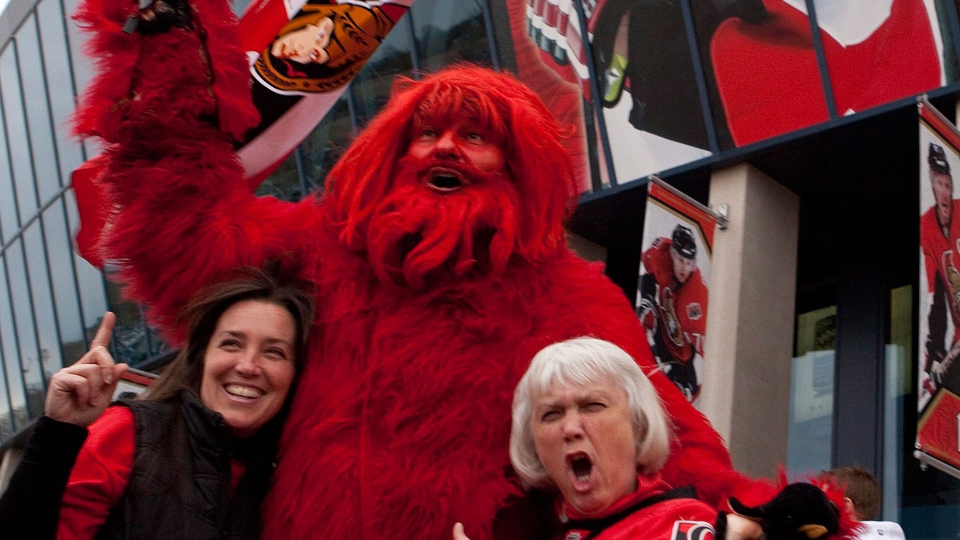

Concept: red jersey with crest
[[558, 473, 716, 540], [921, 201, 960, 346], [642, 238, 708, 364]]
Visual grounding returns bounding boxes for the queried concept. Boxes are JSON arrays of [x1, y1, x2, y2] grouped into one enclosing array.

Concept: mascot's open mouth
[[426, 167, 466, 192]]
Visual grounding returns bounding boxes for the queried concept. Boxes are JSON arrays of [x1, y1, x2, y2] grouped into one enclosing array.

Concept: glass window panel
[[17, 18, 62, 204], [256, 149, 304, 202], [2, 241, 40, 423], [816, 0, 949, 117], [349, 16, 413, 126], [574, 0, 713, 185], [412, 0, 491, 72], [934, 0, 960, 84], [42, 201, 84, 365], [0, 256, 20, 442], [8, 236, 46, 401], [689, 0, 825, 148], [104, 275, 156, 367], [64, 0, 94, 100], [787, 306, 836, 477], [1, 41, 41, 218], [0, 115, 17, 242], [37, 0, 87, 185], [295, 94, 351, 193], [23, 221, 63, 381], [63, 188, 107, 326], [885, 285, 912, 521]]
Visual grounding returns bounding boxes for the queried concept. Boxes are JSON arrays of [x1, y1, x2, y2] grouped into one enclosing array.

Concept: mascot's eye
[[466, 131, 484, 142]]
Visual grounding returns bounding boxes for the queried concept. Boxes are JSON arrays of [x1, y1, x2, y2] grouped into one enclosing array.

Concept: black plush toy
[[725, 483, 841, 540]]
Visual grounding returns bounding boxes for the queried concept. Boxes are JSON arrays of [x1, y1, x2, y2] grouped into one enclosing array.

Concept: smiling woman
[[0, 261, 314, 540]]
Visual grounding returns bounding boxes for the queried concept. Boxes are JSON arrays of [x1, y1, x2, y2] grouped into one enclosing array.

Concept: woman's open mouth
[[567, 451, 594, 491]]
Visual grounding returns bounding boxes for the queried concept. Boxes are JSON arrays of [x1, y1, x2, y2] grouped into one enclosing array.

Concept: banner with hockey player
[[636, 177, 716, 405], [917, 97, 960, 478]]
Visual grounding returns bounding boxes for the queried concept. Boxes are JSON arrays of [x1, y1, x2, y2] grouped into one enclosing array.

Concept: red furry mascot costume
[[72, 0, 852, 538]]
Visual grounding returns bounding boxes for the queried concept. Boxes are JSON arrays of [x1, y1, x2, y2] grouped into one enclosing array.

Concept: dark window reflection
[[412, 0, 491, 72], [296, 95, 352, 194], [349, 14, 415, 127], [101, 266, 170, 368], [256, 150, 305, 202]]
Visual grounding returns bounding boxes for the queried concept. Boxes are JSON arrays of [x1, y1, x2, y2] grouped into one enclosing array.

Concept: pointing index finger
[[91, 312, 116, 350]]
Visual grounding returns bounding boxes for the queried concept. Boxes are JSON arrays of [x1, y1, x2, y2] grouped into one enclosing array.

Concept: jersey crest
[[671, 520, 715, 540], [659, 287, 684, 347], [942, 249, 960, 314]]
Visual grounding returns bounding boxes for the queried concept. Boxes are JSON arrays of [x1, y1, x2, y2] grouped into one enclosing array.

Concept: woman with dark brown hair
[[0, 262, 314, 540]]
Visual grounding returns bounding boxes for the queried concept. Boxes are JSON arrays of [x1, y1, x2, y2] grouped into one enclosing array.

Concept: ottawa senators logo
[[671, 520, 715, 540], [660, 288, 684, 347], [254, 2, 394, 95], [943, 250, 960, 310]]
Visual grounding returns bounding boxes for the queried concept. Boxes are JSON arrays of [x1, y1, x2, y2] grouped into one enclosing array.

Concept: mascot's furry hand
[[725, 483, 840, 540]]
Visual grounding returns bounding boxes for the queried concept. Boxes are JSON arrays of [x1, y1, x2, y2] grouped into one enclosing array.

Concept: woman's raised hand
[[44, 312, 128, 426]]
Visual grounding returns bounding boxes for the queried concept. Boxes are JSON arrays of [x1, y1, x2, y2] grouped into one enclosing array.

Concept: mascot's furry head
[[324, 65, 579, 288]]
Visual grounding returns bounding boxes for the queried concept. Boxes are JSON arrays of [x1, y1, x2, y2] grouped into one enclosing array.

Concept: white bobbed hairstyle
[[509, 337, 672, 489]]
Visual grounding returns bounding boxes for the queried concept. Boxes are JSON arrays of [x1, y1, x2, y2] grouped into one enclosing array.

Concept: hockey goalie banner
[[636, 177, 716, 406], [917, 97, 960, 478]]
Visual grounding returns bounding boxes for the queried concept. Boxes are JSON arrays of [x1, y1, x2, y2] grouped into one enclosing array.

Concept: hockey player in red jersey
[[638, 225, 709, 402], [70, 0, 850, 537], [921, 142, 960, 395]]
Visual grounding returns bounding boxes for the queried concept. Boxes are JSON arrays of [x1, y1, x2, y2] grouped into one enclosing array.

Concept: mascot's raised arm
[[72, 0, 853, 538]]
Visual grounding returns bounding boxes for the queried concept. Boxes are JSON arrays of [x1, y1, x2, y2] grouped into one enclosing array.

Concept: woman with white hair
[[455, 336, 764, 540]]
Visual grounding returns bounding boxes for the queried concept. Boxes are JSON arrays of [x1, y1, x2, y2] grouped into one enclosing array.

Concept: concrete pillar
[[702, 163, 799, 479]]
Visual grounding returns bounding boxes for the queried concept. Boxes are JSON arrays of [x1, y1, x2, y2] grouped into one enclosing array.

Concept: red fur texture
[[72, 0, 258, 142], [72, 2, 848, 538]]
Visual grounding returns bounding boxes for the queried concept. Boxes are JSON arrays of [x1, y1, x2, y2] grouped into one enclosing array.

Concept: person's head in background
[[823, 466, 880, 521]]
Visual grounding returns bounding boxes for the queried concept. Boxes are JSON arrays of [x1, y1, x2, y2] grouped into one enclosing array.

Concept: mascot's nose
[[432, 131, 465, 161]]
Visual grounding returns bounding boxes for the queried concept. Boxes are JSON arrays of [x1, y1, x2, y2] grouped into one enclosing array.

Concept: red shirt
[[57, 407, 134, 540], [559, 473, 716, 540]]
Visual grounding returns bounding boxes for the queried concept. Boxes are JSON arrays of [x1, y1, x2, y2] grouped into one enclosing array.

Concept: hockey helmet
[[671, 225, 697, 260], [930, 143, 951, 175]]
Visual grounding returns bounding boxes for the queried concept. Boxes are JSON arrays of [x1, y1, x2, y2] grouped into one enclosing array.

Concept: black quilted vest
[[94, 391, 275, 540]]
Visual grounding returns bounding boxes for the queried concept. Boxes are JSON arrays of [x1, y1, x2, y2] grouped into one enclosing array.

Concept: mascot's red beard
[[365, 155, 520, 288]]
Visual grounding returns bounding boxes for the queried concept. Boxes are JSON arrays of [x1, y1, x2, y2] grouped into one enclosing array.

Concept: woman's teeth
[[225, 384, 262, 398]]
